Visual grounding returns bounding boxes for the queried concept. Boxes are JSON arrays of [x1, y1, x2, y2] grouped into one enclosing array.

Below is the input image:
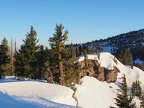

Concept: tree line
[[0, 24, 101, 86]]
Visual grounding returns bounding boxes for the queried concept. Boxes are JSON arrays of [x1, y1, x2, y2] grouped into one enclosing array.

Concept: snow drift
[[0, 77, 76, 108]]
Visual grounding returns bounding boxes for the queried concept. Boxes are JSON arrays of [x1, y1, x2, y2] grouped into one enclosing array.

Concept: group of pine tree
[[0, 25, 76, 86], [0, 24, 102, 86], [1, 24, 144, 107]]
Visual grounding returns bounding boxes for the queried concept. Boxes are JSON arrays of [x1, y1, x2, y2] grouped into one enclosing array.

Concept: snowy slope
[[76, 52, 144, 108], [0, 76, 76, 108], [76, 77, 117, 108], [0, 52, 144, 108]]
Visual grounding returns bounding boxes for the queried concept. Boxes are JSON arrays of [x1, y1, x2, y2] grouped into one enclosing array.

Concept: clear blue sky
[[0, 0, 144, 48]]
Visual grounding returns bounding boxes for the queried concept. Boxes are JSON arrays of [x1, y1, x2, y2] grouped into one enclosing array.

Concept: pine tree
[[140, 91, 144, 108], [118, 49, 132, 65], [82, 44, 89, 54], [124, 49, 131, 65], [96, 44, 102, 60], [48, 48, 59, 83], [64, 62, 78, 87], [131, 80, 142, 97], [49, 24, 68, 85], [141, 62, 144, 71], [78, 45, 82, 56], [115, 74, 135, 108], [0, 38, 10, 78], [76, 47, 80, 57], [0, 44, 10, 79], [70, 43, 76, 60], [36, 45, 51, 79], [15, 26, 39, 78], [91, 41, 95, 54]]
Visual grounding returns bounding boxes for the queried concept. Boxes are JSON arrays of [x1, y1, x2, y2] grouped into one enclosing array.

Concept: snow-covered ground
[[0, 52, 144, 108], [76, 52, 144, 108], [0, 76, 76, 108]]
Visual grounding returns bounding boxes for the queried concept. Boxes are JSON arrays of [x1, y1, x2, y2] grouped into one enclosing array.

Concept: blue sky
[[0, 0, 144, 47]]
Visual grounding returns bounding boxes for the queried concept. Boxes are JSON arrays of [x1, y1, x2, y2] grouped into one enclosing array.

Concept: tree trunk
[[58, 41, 64, 85]]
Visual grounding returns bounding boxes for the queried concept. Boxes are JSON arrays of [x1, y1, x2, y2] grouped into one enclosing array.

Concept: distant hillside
[[67, 29, 144, 65]]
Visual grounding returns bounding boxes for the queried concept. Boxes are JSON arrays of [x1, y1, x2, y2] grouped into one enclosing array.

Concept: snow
[[0, 76, 76, 108], [77, 54, 98, 62], [76, 76, 117, 108], [76, 52, 144, 108], [0, 52, 144, 108]]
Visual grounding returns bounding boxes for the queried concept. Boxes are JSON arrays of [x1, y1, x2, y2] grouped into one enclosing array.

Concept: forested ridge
[[0, 25, 144, 86]]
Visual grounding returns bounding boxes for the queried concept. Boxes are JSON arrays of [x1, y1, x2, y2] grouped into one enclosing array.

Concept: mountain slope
[[0, 53, 144, 108], [70, 29, 144, 64], [76, 52, 144, 108]]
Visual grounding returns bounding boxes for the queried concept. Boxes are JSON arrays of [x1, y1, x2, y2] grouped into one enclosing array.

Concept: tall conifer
[[115, 74, 135, 108], [0, 38, 10, 78], [15, 26, 39, 78], [49, 24, 68, 85]]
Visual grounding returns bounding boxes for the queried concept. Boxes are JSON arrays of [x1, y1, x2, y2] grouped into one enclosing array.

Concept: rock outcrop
[[76, 59, 120, 83]]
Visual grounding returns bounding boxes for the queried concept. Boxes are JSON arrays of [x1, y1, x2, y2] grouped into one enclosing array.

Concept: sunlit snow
[[0, 52, 144, 108]]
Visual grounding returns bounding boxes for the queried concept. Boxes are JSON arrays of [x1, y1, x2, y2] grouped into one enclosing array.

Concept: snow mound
[[0, 77, 76, 108], [76, 76, 117, 108]]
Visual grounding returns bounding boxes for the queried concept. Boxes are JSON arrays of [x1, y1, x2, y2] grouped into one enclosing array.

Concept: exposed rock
[[96, 72, 105, 81], [98, 67, 105, 73], [105, 66, 120, 83], [94, 60, 100, 67], [77, 60, 119, 83]]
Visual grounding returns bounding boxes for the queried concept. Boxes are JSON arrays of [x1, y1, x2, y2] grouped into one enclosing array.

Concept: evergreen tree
[[78, 45, 82, 56], [0, 44, 10, 78], [35, 45, 46, 79], [70, 43, 76, 60], [124, 49, 131, 65], [82, 44, 89, 54], [63, 48, 80, 87], [118, 49, 132, 65], [64, 61, 78, 87], [1, 38, 10, 55], [15, 26, 39, 78], [76, 47, 80, 57], [140, 91, 144, 108], [48, 48, 59, 83], [83, 49, 88, 60], [96, 44, 102, 60], [36, 45, 51, 79], [0, 38, 10, 78], [91, 41, 95, 54], [115, 74, 135, 108], [49, 24, 68, 85], [141, 62, 144, 71], [131, 80, 142, 97]]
